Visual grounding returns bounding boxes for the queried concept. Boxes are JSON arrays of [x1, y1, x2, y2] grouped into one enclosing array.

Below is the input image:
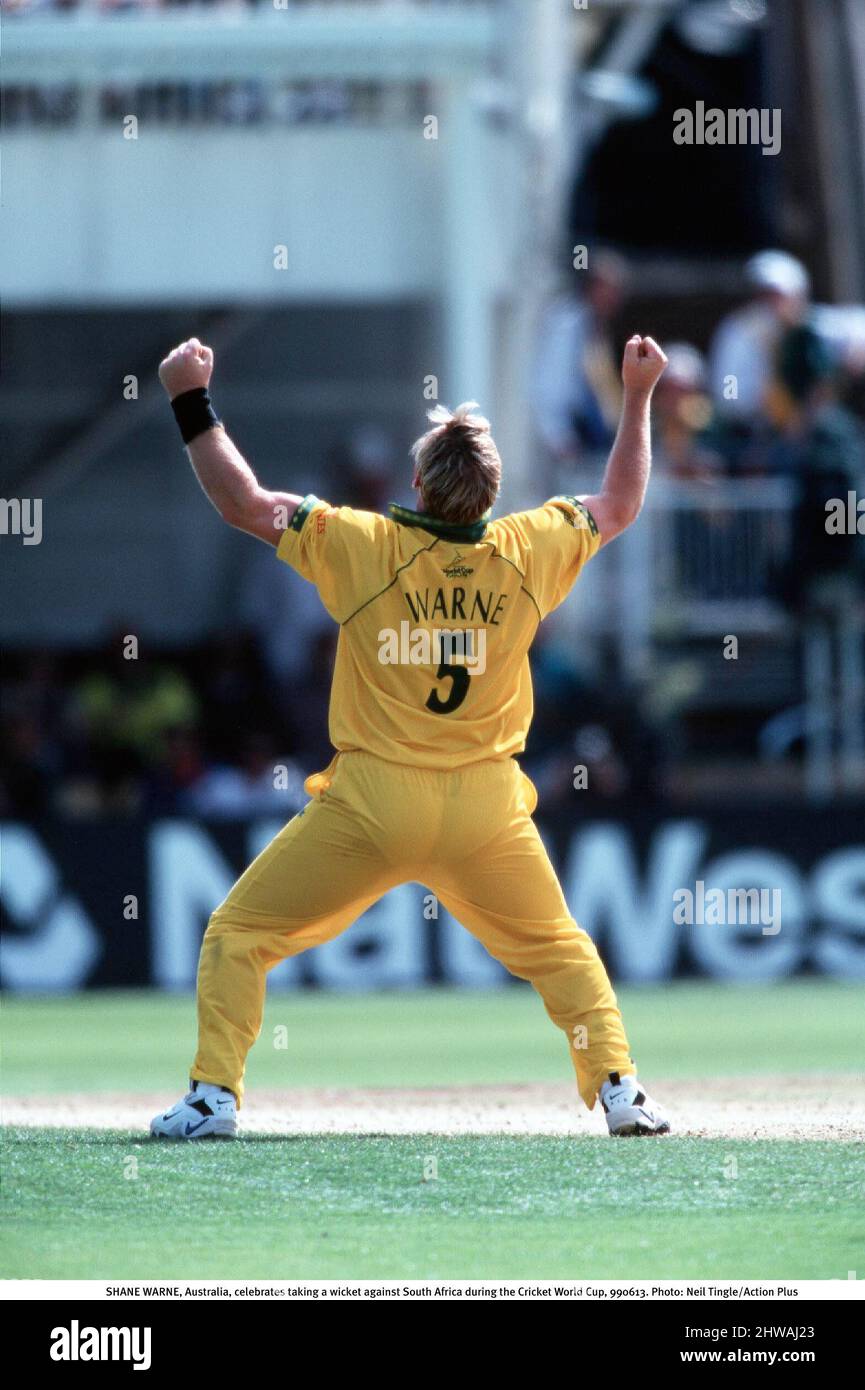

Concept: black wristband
[[171, 386, 221, 445]]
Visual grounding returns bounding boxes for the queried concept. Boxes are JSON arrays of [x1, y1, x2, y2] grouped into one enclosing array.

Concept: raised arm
[[579, 334, 667, 546], [158, 337, 302, 546]]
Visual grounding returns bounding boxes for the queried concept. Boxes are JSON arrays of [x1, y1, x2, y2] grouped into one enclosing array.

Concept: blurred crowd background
[[3, 0, 865, 826]]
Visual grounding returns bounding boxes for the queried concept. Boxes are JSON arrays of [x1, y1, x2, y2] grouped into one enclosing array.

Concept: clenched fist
[[158, 338, 214, 400], [621, 334, 668, 396]]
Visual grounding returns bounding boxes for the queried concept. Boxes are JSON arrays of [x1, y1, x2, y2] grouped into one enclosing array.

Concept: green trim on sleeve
[[290, 494, 322, 533], [548, 495, 599, 537]]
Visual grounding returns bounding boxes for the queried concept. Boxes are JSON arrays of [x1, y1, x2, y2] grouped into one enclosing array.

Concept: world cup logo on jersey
[[443, 551, 475, 579]]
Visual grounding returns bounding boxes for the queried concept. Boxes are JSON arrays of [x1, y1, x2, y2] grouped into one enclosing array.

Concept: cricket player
[[151, 332, 670, 1140]]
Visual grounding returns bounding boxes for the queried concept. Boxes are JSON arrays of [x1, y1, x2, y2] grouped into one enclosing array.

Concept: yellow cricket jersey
[[276, 494, 601, 769]]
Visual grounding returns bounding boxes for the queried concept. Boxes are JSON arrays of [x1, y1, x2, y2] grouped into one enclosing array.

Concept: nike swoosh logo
[[216, 1099, 233, 1107], [184, 1118, 209, 1135]]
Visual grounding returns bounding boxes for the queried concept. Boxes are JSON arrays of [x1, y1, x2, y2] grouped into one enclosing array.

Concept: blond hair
[[410, 401, 501, 525]]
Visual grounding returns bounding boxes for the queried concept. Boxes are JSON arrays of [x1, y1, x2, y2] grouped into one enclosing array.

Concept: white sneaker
[[600, 1071, 670, 1136], [150, 1080, 237, 1140]]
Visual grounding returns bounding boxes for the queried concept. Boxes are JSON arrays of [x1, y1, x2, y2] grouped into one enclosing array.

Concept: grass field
[[2, 982, 864, 1281]]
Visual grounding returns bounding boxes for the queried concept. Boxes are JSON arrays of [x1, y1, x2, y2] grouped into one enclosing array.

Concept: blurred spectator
[[811, 303, 865, 392], [652, 342, 725, 482], [651, 342, 746, 603], [534, 250, 629, 465], [0, 713, 61, 817], [709, 250, 811, 426], [62, 631, 199, 811], [195, 631, 282, 763], [1, 650, 65, 735], [143, 725, 209, 815], [186, 732, 305, 820], [524, 631, 664, 810], [766, 323, 865, 612], [0, 652, 65, 815], [0, 634, 317, 818]]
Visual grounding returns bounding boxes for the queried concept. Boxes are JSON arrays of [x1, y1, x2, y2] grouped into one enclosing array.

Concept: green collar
[[388, 502, 490, 543]]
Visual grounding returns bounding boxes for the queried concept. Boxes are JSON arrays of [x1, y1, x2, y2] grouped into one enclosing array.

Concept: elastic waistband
[[304, 749, 537, 814], [334, 749, 521, 778]]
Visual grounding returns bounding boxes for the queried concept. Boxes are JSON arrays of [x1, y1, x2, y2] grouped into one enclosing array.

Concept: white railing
[[556, 475, 797, 663], [644, 477, 794, 635], [572, 476, 863, 801], [1, 5, 500, 85]]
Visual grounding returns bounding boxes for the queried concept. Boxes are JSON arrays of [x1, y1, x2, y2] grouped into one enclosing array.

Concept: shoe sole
[[609, 1120, 671, 1137], [149, 1124, 238, 1141]]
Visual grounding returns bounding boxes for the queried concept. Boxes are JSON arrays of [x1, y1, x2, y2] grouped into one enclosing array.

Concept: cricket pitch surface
[[3, 1074, 861, 1142]]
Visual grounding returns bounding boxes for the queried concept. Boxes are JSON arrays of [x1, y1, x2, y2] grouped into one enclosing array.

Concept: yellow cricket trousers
[[192, 750, 633, 1109]]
